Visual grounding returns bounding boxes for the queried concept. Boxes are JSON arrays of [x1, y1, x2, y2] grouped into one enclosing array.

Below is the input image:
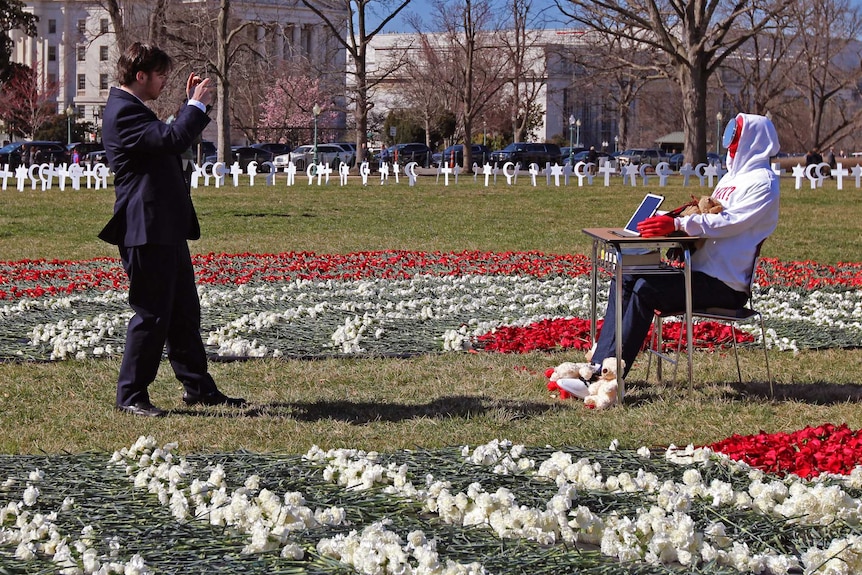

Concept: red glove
[[637, 215, 676, 237]]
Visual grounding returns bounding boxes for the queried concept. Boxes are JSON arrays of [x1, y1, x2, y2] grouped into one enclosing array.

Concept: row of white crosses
[[790, 162, 862, 190], [190, 159, 422, 188], [7, 157, 859, 192], [0, 162, 110, 192]]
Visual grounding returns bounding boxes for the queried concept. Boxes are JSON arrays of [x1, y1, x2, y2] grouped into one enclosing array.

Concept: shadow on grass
[[229, 395, 566, 423], [621, 379, 862, 405]]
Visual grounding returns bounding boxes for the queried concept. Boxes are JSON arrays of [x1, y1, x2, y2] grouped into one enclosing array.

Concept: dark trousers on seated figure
[[592, 272, 749, 378], [116, 242, 218, 407]]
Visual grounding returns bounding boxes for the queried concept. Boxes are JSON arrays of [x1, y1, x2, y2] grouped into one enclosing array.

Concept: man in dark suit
[[99, 43, 246, 416]]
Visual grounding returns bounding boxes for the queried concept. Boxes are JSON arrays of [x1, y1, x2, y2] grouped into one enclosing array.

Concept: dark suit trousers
[[591, 271, 749, 379], [116, 243, 217, 406]]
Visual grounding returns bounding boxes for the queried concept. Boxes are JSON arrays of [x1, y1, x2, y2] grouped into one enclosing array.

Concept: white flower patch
[[110, 436, 349, 559], [317, 519, 488, 575]]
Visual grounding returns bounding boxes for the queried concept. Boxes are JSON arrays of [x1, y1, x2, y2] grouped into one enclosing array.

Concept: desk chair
[[646, 241, 773, 397]]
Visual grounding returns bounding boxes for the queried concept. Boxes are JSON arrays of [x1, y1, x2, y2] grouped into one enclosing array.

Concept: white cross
[[379, 162, 389, 184], [832, 162, 849, 190], [852, 165, 862, 188], [655, 162, 671, 187], [191, 162, 205, 188], [68, 164, 84, 190], [317, 162, 333, 185], [285, 163, 297, 186], [678, 163, 696, 187], [598, 161, 615, 187], [15, 165, 28, 191], [550, 163, 564, 186], [703, 164, 719, 187], [230, 162, 243, 187], [339, 162, 350, 186], [392, 162, 400, 184], [623, 164, 639, 186], [440, 164, 452, 186], [0, 163, 12, 191], [791, 164, 806, 189], [528, 163, 539, 186], [482, 163, 492, 187], [359, 161, 371, 185]]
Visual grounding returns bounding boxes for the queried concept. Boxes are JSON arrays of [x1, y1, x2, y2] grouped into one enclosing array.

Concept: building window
[[47, 73, 57, 86], [100, 19, 109, 34], [77, 74, 86, 91], [77, 46, 86, 61], [77, 20, 87, 34], [48, 19, 57, 34], [48, 46, 57, 61], [99, 74, 109, 90], [100, 46, 108, 61]]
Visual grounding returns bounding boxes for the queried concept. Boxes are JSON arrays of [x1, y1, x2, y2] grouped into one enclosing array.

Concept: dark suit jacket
[[99, 87, 210, 246]]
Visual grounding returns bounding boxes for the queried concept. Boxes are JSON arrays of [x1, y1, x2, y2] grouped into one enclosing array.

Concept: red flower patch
[[708, 423, 862, 479]]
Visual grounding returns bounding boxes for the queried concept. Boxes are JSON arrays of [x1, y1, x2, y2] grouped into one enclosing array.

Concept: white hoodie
[[677, 113, 781, 293]]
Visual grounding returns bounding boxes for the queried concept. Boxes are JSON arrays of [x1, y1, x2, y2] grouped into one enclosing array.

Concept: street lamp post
[[716, 111, 723, 155], [568, 114, 575, 164], [66, 105, 75, 145], [614, 135, 619, 153], [312, 103, 321, 170], [93, 107, 101, 143], [575, 118, 582, 148]]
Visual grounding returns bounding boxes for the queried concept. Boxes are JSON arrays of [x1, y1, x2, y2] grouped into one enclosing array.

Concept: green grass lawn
[[0, 175, 859, 455]]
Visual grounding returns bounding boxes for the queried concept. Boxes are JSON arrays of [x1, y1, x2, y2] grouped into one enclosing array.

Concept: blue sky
[[378, 0, 567, 33]]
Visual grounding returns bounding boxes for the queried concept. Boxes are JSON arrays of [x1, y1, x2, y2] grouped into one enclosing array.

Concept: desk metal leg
[[590, 239, 598, 344], [684, 247, 694, 392], [614, 246, 624, 403]]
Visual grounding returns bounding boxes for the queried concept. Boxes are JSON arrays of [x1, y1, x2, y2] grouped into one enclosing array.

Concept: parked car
[[668, 152, 725, 170], [0, 141, 69, 169], [615, 148, 668, 168], [329, 142, 357, 166], [67, 142, 103, 162], [82, 149, 108, 166], [567, 149, 612, 165], [668, 152, 685, 171], [250, 142, 291, 157], [377, 143, 433, 166], [431, 144, 492, 167], [560, 146, 587, 161], [274, 144, 353, 170], [205, 146, 275, 171], [488, 142, 563, 166]]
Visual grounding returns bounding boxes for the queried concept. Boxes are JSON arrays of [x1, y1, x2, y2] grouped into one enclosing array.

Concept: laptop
[[613, 193, 665, 236]]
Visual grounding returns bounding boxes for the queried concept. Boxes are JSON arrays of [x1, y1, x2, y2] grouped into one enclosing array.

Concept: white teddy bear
[[583, 357, 624, 410]]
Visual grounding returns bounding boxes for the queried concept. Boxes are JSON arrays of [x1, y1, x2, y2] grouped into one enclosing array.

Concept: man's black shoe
[[116, 401, 166, 417], [182, 390, 247, 407]]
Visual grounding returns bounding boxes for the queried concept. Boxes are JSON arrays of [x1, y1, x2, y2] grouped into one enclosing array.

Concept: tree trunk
[[216, 0, 231, 161], [678, 59, 709, 164]]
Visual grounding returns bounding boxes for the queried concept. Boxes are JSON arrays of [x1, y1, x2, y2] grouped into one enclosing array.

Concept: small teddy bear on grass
[[545, 346, 623, 409], [583, 357, 624, 410]]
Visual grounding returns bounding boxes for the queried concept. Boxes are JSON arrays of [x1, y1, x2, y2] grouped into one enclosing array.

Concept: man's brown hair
[[116, 42, 173, 87]]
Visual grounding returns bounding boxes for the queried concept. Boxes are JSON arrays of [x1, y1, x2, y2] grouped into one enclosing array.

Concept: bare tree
[[301, 0, 414, 162], [780, 0, 862, 152], [556, 0, 793, 162], [0, 63, 58, 138], [398, 42, 448, 149], [500, 0, 546, 143], [425, 0, 508, 168]]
